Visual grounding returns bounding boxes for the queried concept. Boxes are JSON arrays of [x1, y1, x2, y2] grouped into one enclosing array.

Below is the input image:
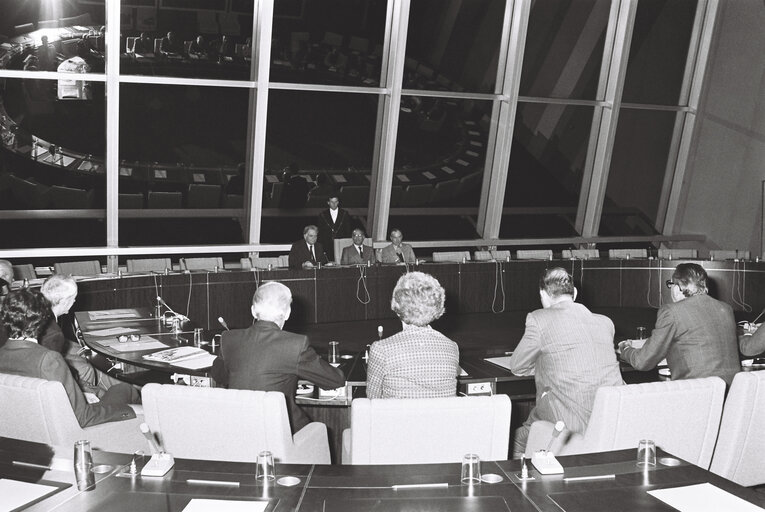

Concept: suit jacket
[[340, 243, 375, 265], [621, 294, 740, 386], [211, 321, 345, 432], [0, 339, 136, 427], [379, 243, 416, 264], [288, 240, 328, 270], [317, 208, 353, 261], [740, 325, 765, 357], [509, 301, 623, 435]]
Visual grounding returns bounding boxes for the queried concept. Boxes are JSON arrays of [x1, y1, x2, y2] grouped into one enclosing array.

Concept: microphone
[[156, 296, 188, 321], [218, 316, 230, 331], [377, 325, 383, 340], [545, 421, 565, 452], [140, 423, 164, 454]]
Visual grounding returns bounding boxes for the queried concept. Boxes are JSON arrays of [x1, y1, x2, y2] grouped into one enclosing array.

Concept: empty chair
[[399, 183, 433, 207], [562, 249, 600, 259], [142, 384, 330, 464], [126, 258, 172, 273], [147, 190, 183, 209], [342, 396, 510, 464], [125, 36, 137, 53], [12, 264, 36, 281], [9, 175, 49, 209], [473, 251, 493, 261], [222, 193, 244, 208], [516, 249, 553, 260], [153, 38, 162, 54], [187, 184, 222, 209], [432, 251, 470, 263], [179, 257, 224, 271], [54, 260, 102, 276], [490, 250, 511, 261], [339, 185, 370, 208], [657, 248, 698, 260], [322, 31, 343, 47], [119, 192, 145, 209], [608, 248, 648, 259], [0, 373, 147, 453], [277, 255, 290, 268], [429, 179, 459, 205], [710, 371, 765, 485], [709, 249, 749, 260], [45, 185, 93, 209], [525, 377, 725, 468], [263, 182, 283, 208], [455, 171, 482, 197], [247, 257, 281, 270]]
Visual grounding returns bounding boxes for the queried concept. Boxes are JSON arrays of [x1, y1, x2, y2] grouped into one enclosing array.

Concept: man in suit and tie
[[289, 225, 330, 270], [341, 228, 375, 265], [210, 282, 345, 432], [378, 228, 416, 264], [508, 267, 623, 457], [317, 196, 353, 262]]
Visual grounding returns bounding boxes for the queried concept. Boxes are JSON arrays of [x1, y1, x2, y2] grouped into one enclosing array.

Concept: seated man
[[0, 290, 139, 428], [508, 268, 623, 456], [211, 282, 344, 432], [289, 225, 330, 270], [160, 31, 184, 55], [367, 272, 459, 398], [0, 260, 11, 347], [378, 228, 416, 264], [133, 32, 154, 54], [340, 228, 375, 265], [619, 263, 740, 386]]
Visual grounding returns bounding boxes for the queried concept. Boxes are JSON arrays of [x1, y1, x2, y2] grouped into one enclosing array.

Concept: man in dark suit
[[289, 225, 330, 270], [317, 196, 353, 262], [211, 282, 345, 432], [620, 263, 740, 386], [0, 289, 138, 428], [340, 228, 375, 265]]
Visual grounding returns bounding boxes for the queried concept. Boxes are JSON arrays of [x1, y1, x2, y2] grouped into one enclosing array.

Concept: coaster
[[277, 476, 301, 486], [481, 473, 503, 484]]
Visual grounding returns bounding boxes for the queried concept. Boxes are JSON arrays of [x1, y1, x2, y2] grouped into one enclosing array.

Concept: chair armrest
[[128, 404, 144, 416], [82, 416, 149, 454], [290, 422, 331, 465], [341, 428, 351, 465], [524, 420, 572, 458]]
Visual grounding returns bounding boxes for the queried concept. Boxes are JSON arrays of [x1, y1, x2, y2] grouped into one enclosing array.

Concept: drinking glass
[[256, 451, 275, 481], [74, 440, 96, 491], [637, 439, 656, 467], [461, 453, 481, 484]]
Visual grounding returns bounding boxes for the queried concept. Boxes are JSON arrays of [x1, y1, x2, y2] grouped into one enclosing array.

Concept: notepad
[[648, 483, 763, 512], [182, 499, 268, 512], [89, 309, 141, 321], [484, 356, 513, 371], [0, 479, 62, 512], [192, 173, 206, 183], [143, 346, 209, 363]]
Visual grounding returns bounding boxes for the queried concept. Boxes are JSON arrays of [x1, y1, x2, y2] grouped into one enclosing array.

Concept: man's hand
[[302, 261, 315, 269], [617, 340, 632, 355]]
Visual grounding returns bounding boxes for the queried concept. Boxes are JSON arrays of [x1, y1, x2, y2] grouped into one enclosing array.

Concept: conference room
[[1, 0, 765, 510]]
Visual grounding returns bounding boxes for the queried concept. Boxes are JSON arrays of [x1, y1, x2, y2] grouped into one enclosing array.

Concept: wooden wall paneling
[[457, 261, 505, 313], [315, 267, 375, 323], [207, 271, 258, 330]]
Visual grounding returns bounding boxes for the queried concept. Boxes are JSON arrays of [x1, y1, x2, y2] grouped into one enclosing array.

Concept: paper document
[[0, 479, 61, 512], [98, 336, 167, 352], [85, 327, 140, 337], [172, 353, 217, 370], [88, 309, 141, 321], [182, 499, 268, 512], [143, 346, 209, 363], [459, 366, 468, 377], [648, 483, 763, 512], [484, 356, 514, 371]]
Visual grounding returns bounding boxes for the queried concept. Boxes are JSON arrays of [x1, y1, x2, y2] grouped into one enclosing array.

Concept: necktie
[[358, 246, 363, 258], [310, 245, 316, 262]]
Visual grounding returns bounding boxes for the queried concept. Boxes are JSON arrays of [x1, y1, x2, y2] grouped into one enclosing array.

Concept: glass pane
[[270, 0, 388, 86], [0, 78, 105, 248], [261, 89, 378, 244], [0, 0, 105, 74], [622, 0, 697, 105], [120, 2, 254, 80], [389, 97, 489, 241], [520, 0, 610, 100], [499, 103, 593, 238], [405, 0, 505, 93], [118, 83, 249, 246], [599, 108, 676, 236]]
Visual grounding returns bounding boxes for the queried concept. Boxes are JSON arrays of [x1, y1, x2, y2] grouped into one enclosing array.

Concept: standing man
[[378, 228, 416, 264], [509, 268, 623, 457], [317, 195, 353, 262], [289, 225, 330, 270], [619, 263, 740, 386], [211, 282, 345, 432], [340, 228, 375, 265]]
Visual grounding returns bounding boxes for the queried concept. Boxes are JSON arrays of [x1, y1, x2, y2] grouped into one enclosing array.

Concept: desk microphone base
[[141, 453, 175, 477]]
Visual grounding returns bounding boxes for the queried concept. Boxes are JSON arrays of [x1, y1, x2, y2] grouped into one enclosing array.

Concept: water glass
[[637, 439, 656, 467], [461, 453, 481, 484], [328, 341, 340, 364], [193, 328, 203, 347], [636, 326, 647, 340], [256, 451, 275, 481], [74, 440, 96, 491]]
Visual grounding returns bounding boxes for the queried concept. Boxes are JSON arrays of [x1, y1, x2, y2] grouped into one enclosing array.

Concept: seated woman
[[366, 272, 459, 398], [0, 289, 139, 427]]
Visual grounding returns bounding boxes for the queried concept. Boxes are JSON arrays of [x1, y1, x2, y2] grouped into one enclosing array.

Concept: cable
[[356, 265, 371, 304], [731, 260, 752, 313], [491, 260, 505, 313], [186, 271, 192, 317]]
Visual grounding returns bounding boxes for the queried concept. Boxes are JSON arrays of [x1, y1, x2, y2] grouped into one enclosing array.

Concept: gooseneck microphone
[[156, 296, 188, 321], [218, 316, 230, 331], [545, 421, 566, 452], [140, 423, 165, 454]]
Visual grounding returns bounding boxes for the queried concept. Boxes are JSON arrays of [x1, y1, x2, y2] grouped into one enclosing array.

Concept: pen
[[392, 483, 449, 490], [186, 478, 241, 487], [12, 460, 52, 471], [563, 474, 615, 482]]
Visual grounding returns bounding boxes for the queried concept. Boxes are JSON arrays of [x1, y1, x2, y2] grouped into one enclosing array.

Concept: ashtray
[[277, 476, 301, 486], [658, 457, 681, 466], [481, 473, 503, 484], [92, 464, 114, 474]]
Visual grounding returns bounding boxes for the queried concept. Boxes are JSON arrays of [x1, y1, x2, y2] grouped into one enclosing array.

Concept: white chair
[[525, 377, 725, 468], [710, 371, 765, 485], [0, 373, 147, 453], [432, 251, 471, 263], [126, 258, 172, 273], [334, 237, 372, 264], [179, 257, 224, 271], [561, 249, 600, 259], [142, 384, 331, 464], [341, 396, 511, 465], [608, 248, 648, 259], [516, 249, 553, 260], [657, 248, 698, 260], [54, 260, 102, 276]]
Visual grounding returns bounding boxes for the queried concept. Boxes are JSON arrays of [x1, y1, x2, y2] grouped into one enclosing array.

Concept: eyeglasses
[[665, 280, 675, 289], [117, 334, 141, 343]]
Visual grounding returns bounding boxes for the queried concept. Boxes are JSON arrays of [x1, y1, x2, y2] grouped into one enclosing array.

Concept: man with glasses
[[619, 263, 740, 386], [289, 225, 330, 270]]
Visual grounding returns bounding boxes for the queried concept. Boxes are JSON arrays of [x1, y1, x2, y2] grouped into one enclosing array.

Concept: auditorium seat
[[12, 264, 36, 281], [147, 190, 183, 209], [61, 38, 79, 58], [119, 192, 144, 209], [348, 36, 369, 53], [180, 257, 223, 271], [429, 179, 459, 205], [389, 185, 404, 207], [342, 396, 511, 464], [516, 249, 553, 260], [125, 36, 137, 53], [54, 260, 102, 276], [525, 377, 725, 468], [9, 175, 49, 209], [305, 194, 329, 207], [323, 31, 343, 47], [263, 182, 283, 208], [562, 249, 600, 259], [0, 373, 147, 454], [399, 183, 433, 207], [45, 185, 94, 209], [339, 185, 370, 207], [126, 258, 172, 273], [455, 171, 482, 197], [222, 193, 244, 208], [432, 251, 470, 263], [14, 23, 34, 35], [187, 184, 222, 209], [710, 371, 765, 485], [142, 384, 330, 464], [153, 38, 162, 54]]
